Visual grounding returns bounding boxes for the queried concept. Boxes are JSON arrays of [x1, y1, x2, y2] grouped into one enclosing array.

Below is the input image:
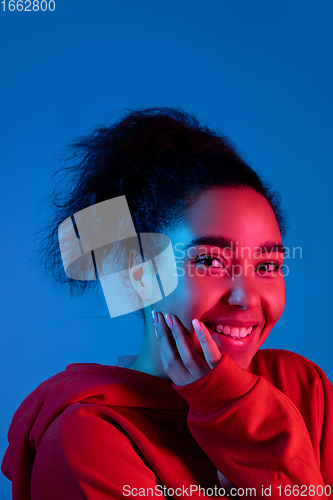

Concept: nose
[[225, 275, 260, 310]]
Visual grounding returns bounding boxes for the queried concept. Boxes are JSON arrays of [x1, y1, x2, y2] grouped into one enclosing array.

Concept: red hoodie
[[2, 349, 333, 499]]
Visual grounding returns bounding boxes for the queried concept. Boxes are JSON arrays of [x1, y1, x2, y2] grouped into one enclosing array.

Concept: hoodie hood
[[1, 362, 187, 500]]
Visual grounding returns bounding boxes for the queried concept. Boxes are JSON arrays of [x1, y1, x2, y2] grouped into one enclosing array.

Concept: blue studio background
[[1, 1, 332, 497]]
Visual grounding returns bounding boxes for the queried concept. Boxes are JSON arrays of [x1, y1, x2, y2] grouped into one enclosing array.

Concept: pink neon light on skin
[[131, 187, 285, 378]]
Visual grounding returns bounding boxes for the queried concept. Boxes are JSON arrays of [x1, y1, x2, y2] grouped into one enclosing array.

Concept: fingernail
[[192, 318, 202, 333], [165, 313, 173, 329], [155, 328, 159, 338], [151, 310, 159, 327]]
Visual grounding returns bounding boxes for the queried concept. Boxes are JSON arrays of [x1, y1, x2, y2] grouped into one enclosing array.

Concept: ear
[[128, 250, 156, 302]]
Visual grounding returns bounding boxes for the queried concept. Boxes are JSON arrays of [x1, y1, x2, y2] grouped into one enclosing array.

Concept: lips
[[204, 322, 258, 339]]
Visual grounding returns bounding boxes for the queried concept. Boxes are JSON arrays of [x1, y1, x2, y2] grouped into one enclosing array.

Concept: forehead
[[169, 187, 282, 248]]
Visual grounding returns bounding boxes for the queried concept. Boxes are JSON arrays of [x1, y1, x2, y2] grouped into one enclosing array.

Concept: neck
[[128, 321, 168, 379]]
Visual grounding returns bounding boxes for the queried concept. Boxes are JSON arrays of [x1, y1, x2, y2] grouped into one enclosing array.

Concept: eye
[[196, 256, 223, 267], [256, 261, 283, 276], [192, 254, 228, 276]]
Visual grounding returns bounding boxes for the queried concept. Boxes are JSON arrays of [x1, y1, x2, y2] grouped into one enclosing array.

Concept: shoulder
[[250, 350, 333, 473], [37, 402, 138, 464], [31, 403, 149, 499], [250, 348, 332, 412], [250, 348, 326, 382]]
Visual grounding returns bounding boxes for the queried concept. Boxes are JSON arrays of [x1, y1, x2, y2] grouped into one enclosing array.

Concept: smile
[[205, 323, 256, 339]]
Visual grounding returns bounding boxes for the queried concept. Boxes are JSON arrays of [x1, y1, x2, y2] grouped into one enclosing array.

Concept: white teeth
[[210, 323, 254, 338], [240, 327, 248, 338], [230, 327, 240, 337]]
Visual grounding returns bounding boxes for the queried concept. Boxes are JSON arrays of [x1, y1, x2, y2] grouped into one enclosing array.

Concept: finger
[[167, 314, 210, 380], [192, 319, 222, 369], [154, 312, 193, 381]]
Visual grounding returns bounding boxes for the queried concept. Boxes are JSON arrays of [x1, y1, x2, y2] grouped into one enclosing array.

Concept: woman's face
[[159, 187, 285, 370]]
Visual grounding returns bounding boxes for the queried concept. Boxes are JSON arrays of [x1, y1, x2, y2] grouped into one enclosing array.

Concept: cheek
[[262, 279, 286, 326], [159, 274, 210, 327]]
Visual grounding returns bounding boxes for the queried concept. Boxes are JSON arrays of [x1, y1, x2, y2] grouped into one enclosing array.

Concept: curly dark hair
[[37, 107, 287, 296]]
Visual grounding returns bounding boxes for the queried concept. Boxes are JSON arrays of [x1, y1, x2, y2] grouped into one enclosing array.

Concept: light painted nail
[[165, 313, 173, 329], [192, 318, 202, 333], [151, 310, 159, 327]]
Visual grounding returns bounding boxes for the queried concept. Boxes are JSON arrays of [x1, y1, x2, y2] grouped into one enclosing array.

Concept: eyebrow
[[182, 236, 285, 254]]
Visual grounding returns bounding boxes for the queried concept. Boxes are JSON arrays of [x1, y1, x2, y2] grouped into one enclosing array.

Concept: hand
[[153, 311, 222, 386]]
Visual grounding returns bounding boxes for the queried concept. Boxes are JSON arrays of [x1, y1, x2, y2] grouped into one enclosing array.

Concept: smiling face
[[157, 186, 285, 370]]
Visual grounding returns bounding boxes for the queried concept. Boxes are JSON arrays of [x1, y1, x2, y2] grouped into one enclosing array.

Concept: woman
[[2, 108, 333, 499]]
